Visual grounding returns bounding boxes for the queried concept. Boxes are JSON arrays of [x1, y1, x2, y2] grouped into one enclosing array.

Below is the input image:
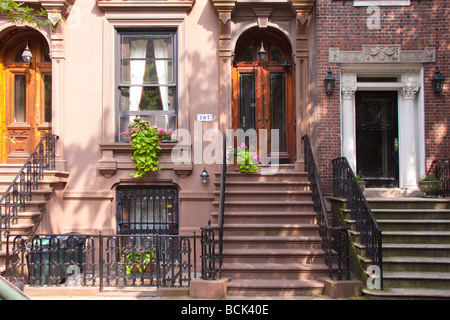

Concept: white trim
[[340, 64, 424, 190]]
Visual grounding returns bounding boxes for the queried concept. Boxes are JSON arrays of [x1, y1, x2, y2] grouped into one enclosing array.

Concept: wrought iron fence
[[427, 158, 450, 198], [302, 135, 350, 280], [332, 156, 383, 289], [5, 233, 196, 290], [0, 133, 58, 250]]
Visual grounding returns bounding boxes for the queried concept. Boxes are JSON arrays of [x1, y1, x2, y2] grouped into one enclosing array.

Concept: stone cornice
[[330, 45, 436, 64], [96, 0, 195, 11]]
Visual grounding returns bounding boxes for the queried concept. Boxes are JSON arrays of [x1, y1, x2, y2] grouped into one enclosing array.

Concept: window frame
[[115, 30, 178, 142]]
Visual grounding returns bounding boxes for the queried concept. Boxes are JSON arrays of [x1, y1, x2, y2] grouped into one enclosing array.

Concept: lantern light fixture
[[200, 168, 209, 183], [432, 67, 445, 94], [22, 43, 32, 63], [324, 68, 335, 95]]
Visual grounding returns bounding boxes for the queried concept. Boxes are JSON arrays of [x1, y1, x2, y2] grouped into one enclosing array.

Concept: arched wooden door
[[232, 28, 295, 164], [0, 28, 52, 163]]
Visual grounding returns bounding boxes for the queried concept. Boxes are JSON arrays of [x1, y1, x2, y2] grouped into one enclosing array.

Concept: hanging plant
[[120, 118, 174, 178]]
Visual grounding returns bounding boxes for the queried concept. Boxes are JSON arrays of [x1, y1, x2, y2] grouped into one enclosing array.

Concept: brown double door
[[232, 29, 295, 164]]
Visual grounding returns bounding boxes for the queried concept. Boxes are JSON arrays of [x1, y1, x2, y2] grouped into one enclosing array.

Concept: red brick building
[[315, 0, 449, 194]]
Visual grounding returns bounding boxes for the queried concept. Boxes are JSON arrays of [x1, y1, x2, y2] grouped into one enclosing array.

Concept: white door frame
[[340, 64, 425, 190]]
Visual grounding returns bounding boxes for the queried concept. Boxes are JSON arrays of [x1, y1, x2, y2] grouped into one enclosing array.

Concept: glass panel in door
[[239, 73, 255, 131], [270, 73, 286, 153]]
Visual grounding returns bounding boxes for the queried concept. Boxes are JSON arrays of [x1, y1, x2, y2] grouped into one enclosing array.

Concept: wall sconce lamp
[[22, 44, 32, 63], [258, 42, 267, 65], [432, 67, 445, 94], [324, 68, 336, 95], [200, 168, 209, 183]]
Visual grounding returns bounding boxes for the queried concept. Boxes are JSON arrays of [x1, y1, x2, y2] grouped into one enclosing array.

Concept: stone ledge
[[317, 277, 363, 299], [190, 278, 230, 300]]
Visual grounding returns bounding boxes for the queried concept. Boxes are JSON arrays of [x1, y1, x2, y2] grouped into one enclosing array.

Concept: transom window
[[117, 31, 177, 141]]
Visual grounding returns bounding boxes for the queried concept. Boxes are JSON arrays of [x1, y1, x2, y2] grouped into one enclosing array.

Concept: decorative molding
[[62, 226, 115, 235], [342, 86, 357, 100], [253, 7, 273, 29], [179, 191, 214, 200], [401, 83, 420, 100], [96, 0, 195, 10], [63, 190, 114, 199], [329, 46, 435, 64], [353, 0, 410, 6], [179, 227, 201, 236]]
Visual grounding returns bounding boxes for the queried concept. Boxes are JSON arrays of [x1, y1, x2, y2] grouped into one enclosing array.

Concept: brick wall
[[315, 0, 449, 194]]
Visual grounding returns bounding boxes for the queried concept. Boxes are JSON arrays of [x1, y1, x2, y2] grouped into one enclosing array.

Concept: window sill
[[98, 142, 192, 178]]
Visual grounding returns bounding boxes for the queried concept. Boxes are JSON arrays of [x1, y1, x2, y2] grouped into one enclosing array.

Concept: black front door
[[356, 91, 399, 188]]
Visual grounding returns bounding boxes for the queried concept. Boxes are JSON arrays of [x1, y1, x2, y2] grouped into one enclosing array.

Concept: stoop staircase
[[351, 192, 450, 299], [0, 163, 68, 274], [212, 165, 333, 296]]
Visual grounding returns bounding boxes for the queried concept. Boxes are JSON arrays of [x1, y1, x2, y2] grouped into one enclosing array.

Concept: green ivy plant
[[120, 119, 174, 178], [0, 0, 62, 29]]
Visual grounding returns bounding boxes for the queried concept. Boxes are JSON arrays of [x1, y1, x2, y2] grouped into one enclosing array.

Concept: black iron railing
[[428, 158, 450, 198], [302, 135, 350, 280], [0, 133, 58, 250], [332, 156, 383, 290], [200, 134, 227, 280], [6, 233, 196, 289]]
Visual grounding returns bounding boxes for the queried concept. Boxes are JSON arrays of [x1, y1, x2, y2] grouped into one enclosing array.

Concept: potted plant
[[418, 175, 441, 197], [356, 171, 366, 192], [120, 118, 174, 178], [228, 143, 261, 173], [122, 246, 156, 275]]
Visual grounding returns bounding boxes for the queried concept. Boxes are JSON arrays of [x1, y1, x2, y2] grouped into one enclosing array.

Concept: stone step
[[221, 262, 333, 280], [382, 256, 450, 273], [382, 243, 450, 258], [224, 171, 309, 183], [222, 248, 326, 264], [370, 208, 450, 220], [219, 200, 314, 212], [381, 231, 450, 244], [367, 197, 450, 210], [222, 235, 323, 250], [382, 271, 450, 290], [226, 279, 325, 297], [221, 180, 310, 192], [211, 211, 317, 224], [222, 223, 320, 237], [363, 287, 450, 300], [376, 219, 450, 232]]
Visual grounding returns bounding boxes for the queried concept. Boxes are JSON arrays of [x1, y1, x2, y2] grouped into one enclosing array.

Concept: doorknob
[[258, 117, 261, 126], [394, 138, 398, 151]]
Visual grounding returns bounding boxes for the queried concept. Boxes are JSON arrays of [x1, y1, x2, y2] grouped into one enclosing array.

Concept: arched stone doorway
[[232, 27, 295, 164], [0, 27, 52, 163]]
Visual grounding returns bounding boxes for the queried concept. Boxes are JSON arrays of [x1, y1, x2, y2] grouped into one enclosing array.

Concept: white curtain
[[154, 38, 170, 128], [129, 39, 147, 115]]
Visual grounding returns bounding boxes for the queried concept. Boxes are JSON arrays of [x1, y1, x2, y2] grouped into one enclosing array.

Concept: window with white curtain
[[117, 31, 177, 142]]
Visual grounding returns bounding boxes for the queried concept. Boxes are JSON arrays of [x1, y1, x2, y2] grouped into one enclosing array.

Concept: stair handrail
[[427, 158, 449, 198], [302, 135, 350, 280], [0, 133, 58, 250], [332, 156, 383, 290], [217, 133, 227, 272], [200, 133, 227, 280]]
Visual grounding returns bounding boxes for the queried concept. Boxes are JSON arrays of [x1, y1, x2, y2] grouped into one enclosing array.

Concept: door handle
[[258, 117, 261, 126], [394, 138, 398, 151], [242, 116, 246, 128]]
